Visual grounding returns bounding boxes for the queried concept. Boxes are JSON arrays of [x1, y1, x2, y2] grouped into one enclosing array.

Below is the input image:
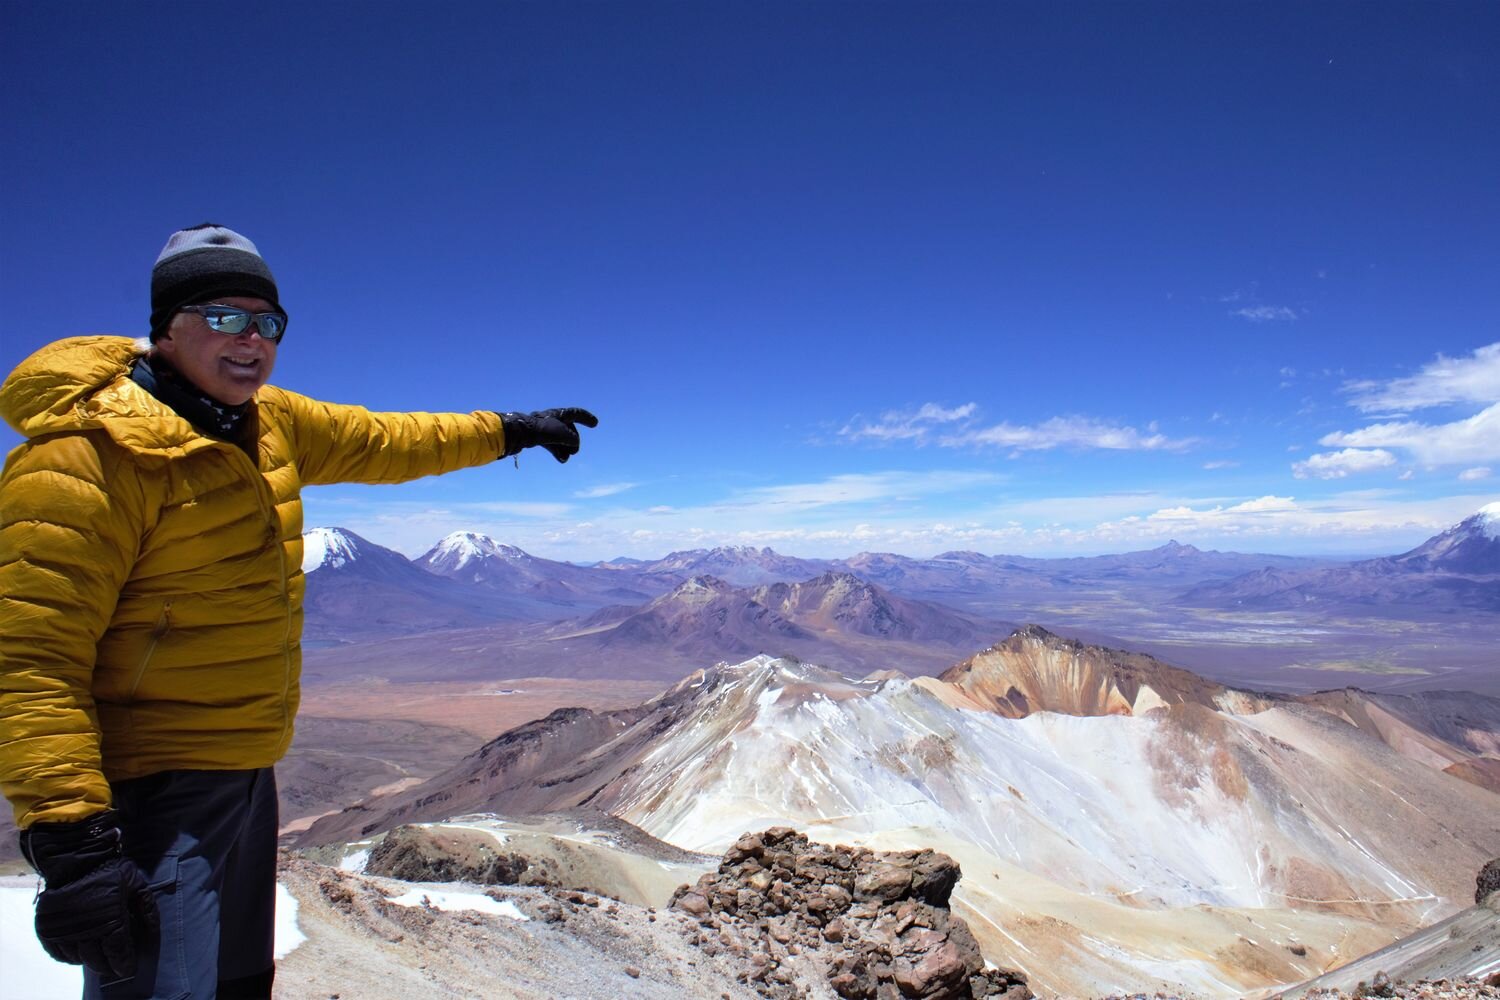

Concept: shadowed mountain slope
[[523, 572, 1010, 679], [417, 531, 653, 611], [302, 527, 524, 641]]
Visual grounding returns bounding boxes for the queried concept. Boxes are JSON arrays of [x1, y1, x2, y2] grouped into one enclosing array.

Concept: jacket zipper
[[223, 442, 295, 744], [126, 601, 174, 700]]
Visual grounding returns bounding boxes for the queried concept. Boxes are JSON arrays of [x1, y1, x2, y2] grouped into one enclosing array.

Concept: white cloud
[[1344, 342, 1500, 413], [1146, 496, 1299, 523], [841, 406, 1189, 453], [573, 482, 639, 499], [1458, 467, 1492, 482], [839, 403, 977, 443], [1202, 460, 1240, 470], [1317, 402, 1500, 466], [1292, 448, 1398, 480], [1233, 306, 1298, 322], [734, 470, 1002, 509], [941, 416, 1191, 452], [1299, 344, 1500, 473], [1086, 494, 1488, 551]]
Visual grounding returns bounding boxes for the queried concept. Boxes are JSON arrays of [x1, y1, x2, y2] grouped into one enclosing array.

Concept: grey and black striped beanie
[[150, 223, 281, 338]]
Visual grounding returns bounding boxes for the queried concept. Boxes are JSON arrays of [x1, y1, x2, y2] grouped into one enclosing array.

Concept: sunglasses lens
[[203, 308, 252, 334], [258, 313, 287, 340]]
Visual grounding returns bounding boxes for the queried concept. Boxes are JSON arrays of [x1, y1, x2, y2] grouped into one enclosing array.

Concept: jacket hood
[[0, 336, 222, 456]]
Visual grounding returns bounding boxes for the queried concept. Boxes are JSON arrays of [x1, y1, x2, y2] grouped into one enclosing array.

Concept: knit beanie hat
[[150, 223, 281, 339]]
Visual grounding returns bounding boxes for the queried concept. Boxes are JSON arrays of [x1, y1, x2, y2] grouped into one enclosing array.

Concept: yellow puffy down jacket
[[0, 336, 506, 827]]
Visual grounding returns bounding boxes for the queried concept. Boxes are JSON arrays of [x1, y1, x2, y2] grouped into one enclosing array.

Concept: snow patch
[[0, 883, 79, 998], [340, 848, 370, 873], [274, 882, 306, 958], [1477, 501, 1500, 539], [0, 880, 307, 992], [385, 888, 529, 919]]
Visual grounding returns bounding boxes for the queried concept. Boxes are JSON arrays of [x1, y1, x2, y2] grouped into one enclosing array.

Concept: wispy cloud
[[840, 405, 1190, 453], [1458, 467, 1492, 482], [733, 470, 1002, 509], [839, 403, 977, 443], [1202, 459, 1240, 470], [1292, 447, 1398, 480], [1087, 494, 1490, 550], [1344, 342, 1500, 414], [1233, 305, 1298, 322], [573, 482, 639, 499], [943, 416, 1191, 452]]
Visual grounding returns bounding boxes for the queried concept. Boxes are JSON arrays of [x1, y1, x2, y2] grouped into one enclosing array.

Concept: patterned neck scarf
[[131, 353, 255, 446]]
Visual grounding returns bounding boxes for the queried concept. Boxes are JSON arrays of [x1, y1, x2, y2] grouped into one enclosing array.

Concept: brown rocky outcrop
[[364, 825, 547, 887], [669, 827, 1031, 1000]]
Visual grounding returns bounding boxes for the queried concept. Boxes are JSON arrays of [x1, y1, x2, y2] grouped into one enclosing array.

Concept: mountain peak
[[1391, 504, 1500, 573], [659, 575, 735, 605], [945, 624, 1239, 719], [1475, 501, 1500, 540], [422, 531, 527, 572], [302, 526, 365, 573]]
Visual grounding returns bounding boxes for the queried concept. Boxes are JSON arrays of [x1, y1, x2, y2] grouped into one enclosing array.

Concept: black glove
[[20, 810, 159, 981], [499, 408, 598, 463]]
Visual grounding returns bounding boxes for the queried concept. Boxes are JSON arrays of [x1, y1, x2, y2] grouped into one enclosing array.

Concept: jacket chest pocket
[[126, 601, 174, 700]]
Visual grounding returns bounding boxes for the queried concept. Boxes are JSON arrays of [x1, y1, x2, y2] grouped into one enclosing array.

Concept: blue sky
[[3, 2, 1497, 561]]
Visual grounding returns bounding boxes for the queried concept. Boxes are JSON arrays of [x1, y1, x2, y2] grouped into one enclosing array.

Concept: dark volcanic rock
[[669, 827, 1031, 1000], [1478, 857, 1500, 905]]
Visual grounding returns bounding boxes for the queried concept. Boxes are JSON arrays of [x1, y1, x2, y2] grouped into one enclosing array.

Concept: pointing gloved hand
[[20, 810, 159, 981], [499, 408, 599, 463]]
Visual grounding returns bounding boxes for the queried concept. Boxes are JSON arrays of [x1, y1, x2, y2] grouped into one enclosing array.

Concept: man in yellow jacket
[[0, 223, 597, 998]]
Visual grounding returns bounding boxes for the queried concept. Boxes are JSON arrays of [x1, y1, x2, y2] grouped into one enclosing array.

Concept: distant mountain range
[[302, 506, 1499, 646], [1181, 503, 1500, 613]]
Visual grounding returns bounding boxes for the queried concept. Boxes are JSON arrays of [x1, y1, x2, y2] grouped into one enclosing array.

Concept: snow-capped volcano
[[299, 526, 524, 640], [413, 532, 647, 612], [302, 526, 373, 574], [1393, 501, 1500, 573], [1481, 501, 1500, 538], [418, 531, 529, 577]]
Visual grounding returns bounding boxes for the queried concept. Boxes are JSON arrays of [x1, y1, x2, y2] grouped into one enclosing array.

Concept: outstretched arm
[[266, 388, 596, 485]]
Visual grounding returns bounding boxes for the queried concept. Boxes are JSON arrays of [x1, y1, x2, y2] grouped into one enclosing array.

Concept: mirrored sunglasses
[[179, 304, 289, 342]]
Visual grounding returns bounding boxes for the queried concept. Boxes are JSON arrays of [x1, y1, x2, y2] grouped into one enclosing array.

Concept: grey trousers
[[82, 767, 279, 1000]]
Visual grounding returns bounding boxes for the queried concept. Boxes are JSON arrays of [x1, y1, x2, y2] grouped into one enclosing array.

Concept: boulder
[[669, 828, 1031, 1000]]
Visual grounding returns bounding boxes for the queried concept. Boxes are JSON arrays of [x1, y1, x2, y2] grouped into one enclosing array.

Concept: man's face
[[156, 295, 279, 405]]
